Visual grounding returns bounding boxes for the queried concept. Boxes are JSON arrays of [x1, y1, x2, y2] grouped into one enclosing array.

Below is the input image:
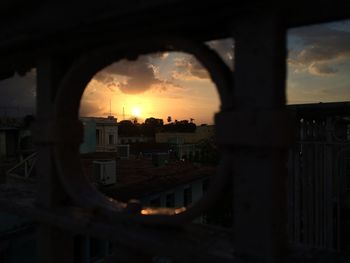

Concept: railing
[[287, 113, 350, 251], [6, 152, 37, 179], [96, 144, 118, 152]]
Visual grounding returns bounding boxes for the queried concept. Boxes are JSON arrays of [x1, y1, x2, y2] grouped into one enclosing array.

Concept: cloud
[[0, 70, 36, 117], [308, 62, 338, 76], [289, 25, 350, 76], [79, 100, 105, 117], [168, 38, 234, 82], [92, 39, 235, 93], [160, 52, 169, 59], [93, 56, 164, 94], [206, 38, 234, 69], [171, 56, 209, 80]]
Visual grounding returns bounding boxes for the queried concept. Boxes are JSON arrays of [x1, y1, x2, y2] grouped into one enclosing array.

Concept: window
[[202, 179, 209, 194], [165, 193, 175, 207], [183, 187, 192, 207], [108, 134, 114, 145], [96, 129, 100, 145], [150, 197, 161, 207]]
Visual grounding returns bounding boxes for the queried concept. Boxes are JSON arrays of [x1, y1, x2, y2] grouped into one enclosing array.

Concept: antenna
[[109, 99, 112, 116], [123, 106, 125, 120]]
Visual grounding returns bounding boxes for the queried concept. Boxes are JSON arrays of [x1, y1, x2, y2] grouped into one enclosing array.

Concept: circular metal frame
[[53, 36, 233, 225]]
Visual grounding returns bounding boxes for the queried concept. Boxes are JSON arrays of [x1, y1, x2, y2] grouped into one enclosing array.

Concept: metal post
[[232, 14, 288, 262]]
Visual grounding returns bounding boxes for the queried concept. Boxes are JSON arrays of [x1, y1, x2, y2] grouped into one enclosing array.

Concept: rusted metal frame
[[39, 36, 234, 227], [229, 14, 291, 262], [35, 55, 75, 263]]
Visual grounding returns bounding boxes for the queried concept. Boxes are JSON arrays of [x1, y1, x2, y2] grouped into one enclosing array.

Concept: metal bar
[[26, 157, 36, 178], [5, 152, 36, 176]]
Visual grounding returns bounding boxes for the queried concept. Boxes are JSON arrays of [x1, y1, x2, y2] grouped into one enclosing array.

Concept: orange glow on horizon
[[140, 207, 186, 215], [131, 106, 141, 118], [79, 52, 221, 124]]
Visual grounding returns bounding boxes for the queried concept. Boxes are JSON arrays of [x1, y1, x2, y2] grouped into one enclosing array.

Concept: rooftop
[[288, 101, 350, 117], [81, 155, 215, 201]]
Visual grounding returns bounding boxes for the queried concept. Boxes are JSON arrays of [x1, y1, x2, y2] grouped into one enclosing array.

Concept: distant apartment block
[[155, 125, 214, 144], [118, 135, 153, 144], [80, 116, 119, 153]]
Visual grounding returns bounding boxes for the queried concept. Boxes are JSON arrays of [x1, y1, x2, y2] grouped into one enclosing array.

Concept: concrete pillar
[[35, 55, 75, 263], [232, 14, 288, 262]]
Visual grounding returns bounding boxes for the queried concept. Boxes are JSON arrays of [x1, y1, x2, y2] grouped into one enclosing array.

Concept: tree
[[142, 117, 164, 136], [162, 119, 196, 133], [167, 116, 172, 123], [145, 117, 163, 127], [118, 120, 138, 136], [197, 140, 220, 165]]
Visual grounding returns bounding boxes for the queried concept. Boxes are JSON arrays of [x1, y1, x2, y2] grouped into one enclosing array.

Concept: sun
[[131, 106, 141, 117]]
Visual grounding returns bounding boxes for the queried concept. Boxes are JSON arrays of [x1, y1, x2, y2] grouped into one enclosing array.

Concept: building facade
[[80, 116, 118, 153]]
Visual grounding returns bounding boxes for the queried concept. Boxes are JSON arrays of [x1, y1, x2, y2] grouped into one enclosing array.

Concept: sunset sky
[[1, 20, 350, 124]]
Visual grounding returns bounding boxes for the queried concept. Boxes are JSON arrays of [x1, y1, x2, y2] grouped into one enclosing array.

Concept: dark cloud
[[190, 58, 209, 79], [309, 62, 338, 76], [148, 52, 169, 60], [93, 39, 235, 92], [289, 25, 350, 76], [93, 56, 163, 94], [79, 100, 105, 117], [206, 38, 234, 69], [170, 38, 234, 81], [0, 70, 36, 117], [172, 56, 209, 80]]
